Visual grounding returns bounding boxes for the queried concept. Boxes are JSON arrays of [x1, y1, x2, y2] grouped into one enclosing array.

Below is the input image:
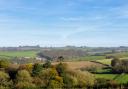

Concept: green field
[[95, 74, 128, 84], [95, 74, 117, 79], [96, 59, 112, 65], [106, 52, 128, 58], [0, 50, 38, 58], [68, 56, 105, 61]]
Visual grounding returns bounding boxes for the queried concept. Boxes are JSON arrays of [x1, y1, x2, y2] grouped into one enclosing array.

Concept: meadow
[[0, 50, 38, 58]]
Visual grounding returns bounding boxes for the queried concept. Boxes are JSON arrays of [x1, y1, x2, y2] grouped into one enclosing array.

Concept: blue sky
[[0, 0, 128, 47]]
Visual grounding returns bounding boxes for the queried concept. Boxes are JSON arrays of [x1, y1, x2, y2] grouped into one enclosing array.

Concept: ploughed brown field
[[52, 61, 105, 70]]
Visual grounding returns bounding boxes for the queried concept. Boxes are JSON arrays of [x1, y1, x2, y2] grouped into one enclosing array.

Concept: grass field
[[96, 59, 112, 65], [95, 74, 117, 79], [106, 52, 128, 58], [95, 74, 128, 84], [0, 50, 38, 58], [68, 56, 105, 61], [52, 61, 105, 70]]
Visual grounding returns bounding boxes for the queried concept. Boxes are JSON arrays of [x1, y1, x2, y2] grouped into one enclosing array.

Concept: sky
[[0, 0, 128, 47]]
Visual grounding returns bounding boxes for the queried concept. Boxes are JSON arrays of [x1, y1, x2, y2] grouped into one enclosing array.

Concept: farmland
[[1, 48, 128, 88], [0, 50, 38, 58]]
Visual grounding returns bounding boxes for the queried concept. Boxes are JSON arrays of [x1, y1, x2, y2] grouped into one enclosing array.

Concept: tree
[[111, 57, 128, 73], [111, 57, 120, 67]]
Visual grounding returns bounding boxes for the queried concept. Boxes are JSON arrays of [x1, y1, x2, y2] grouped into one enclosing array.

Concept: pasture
[[0, 50, 38, 58], [96, 59, 112, 65]]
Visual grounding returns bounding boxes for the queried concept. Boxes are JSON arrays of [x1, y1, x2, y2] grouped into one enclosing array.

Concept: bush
[[39, 68, 63, 88], [63, 74, 78, 88], [43, 60, 51, 68], [6, 64, 18, 80], [56, 63, 68, 76], [16, 70, 32, 82], [48, 79, 63, 89], [32, 63, 43, 76], [15, 70, 35, 89], [0, 71, 12, 89], [15, 82, 36, 89], [18, 63, 33, 73], [33, 77, 45, 88], [94, 78, 119, 88], [0, 59, 10, 68]]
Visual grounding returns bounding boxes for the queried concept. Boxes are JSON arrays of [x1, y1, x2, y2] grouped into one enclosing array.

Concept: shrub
[[38, 68, 64, 88], [56, 63, 68, 76], [63, 74, 78, 88], [15, 70, 35, 89], [0, 59, 10, 68], [33, 77, 45, 88], [48, 79, 63, 89], [65, 69, 95, 88], [16, 70, 32, 82], [43, 60, 51, 68], [15, 82, 36, 89], [32, 63, 43, 76], [0, 71, 12, 89], [18, 63, 33, 73], [94, 78, 119, 88]]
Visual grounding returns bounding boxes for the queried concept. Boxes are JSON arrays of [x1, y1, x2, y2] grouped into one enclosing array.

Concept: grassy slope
[[96, 59, 112, 65], [0, 50, 38, 58], [107, 52, 128, 58], [95, 74, 117, 80], [95, 74, 128, 84], [68, 56, 105, 61]]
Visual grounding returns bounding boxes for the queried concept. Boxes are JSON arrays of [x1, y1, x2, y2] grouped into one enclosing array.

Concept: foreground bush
[[15, 70, 36, 89], [39, 68, 63, 88], [0, 60, 10, 69], [0, 71, 12, 89]]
